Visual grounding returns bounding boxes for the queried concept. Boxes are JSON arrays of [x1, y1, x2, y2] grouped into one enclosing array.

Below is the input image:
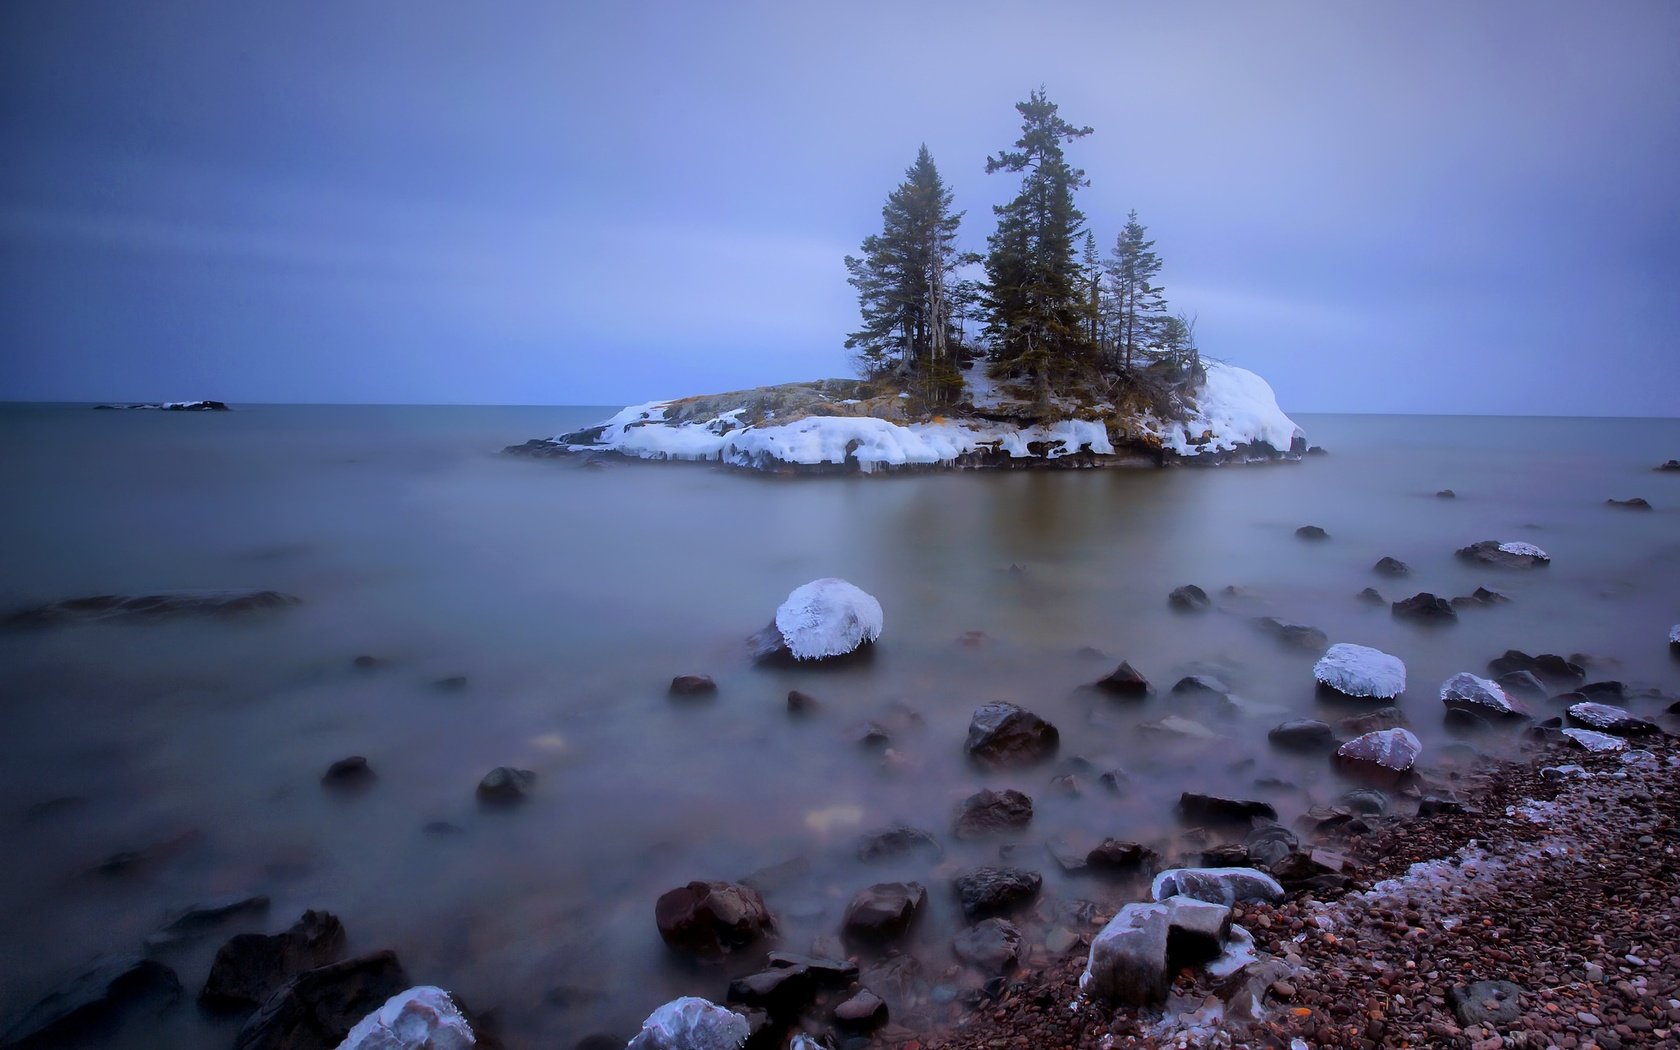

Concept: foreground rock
[[338, 986, 475, 1049], [0, 956, 180, 1047], [952, 867, 1042, 919], [1178, 792, 1277, 825], [1456, 539, 1551, 568], [1314, 642, 1406, 700], [1440, 672, 1531, 719], [1079, 894, 1241, 1007], [234, 951, 409, 1050], [5, 590, 300, 627], [1267, 719, 1335, 752], [627, 997, 748, 1050], [1565, 702, 1658, 737], [841, 882, 925, 945], [1336, 728, 1422, 784], [952, 918, 1022, 974], [1151, 867, 1285, 906], [655, 881, 773, 957], [964, 702, 1059, 768], [749, 578, 882, 663], [952, 788, 1033, 839], [201, 910, 347, 1011]]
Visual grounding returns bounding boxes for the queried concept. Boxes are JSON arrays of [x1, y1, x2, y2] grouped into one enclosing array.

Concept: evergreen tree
[[844, 145, 964, 384], [1105, 210, 1166, 372], [981, 89, 1093, 403], [1081, 231, 1102, 347]]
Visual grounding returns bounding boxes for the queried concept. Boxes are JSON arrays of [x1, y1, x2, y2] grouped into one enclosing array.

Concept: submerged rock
[[1486, 650, 1585, 688], [668, 674, 718, 697], [1356, 587, 1386, 605], [841, 882, 925, 945], [749, 578, 882, 663], [1093, 661, 1152, 697], [234, 951, 409, 1050], [1335, 728, 1422, 784], [1456, 539, 1550, 568], [338, 985, 475, 1049], [1372, 557, 1410, 577], [1267, 719, 1334, 752], [1451, 586, 1509, 608], [475, 767, 534, 806], [1605, 497, 1651, 510], [0, 956, 180, 1048], [952, 789, 1033, 839], [964, 702, 1059, 768], [1168, 585, 1210, 612], [1436, 489, 1456, 498], [1314, 643, 1406, 700], [1254, 617, 1328, 653], [1565, 702, 1658, 737], [952, 867, 1042, 920], [654, 881, 773, 957], [856, 823, 941, 863], [1440, 672, 1530, 719], [1171, 675, 1230, 696], [321, 757, 376, 792], [1295, 525, 1329, 541], [1391, 592, 1457, 623], [626, 997, 749, 1050], [5, 590, 300, 628]]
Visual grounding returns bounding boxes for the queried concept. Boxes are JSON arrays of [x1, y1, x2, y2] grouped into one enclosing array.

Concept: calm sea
[[1, 404, 1677, 1046]]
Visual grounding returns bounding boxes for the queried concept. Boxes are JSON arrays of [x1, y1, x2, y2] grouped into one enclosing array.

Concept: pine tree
[[844, 145, 964, 385], [1105, 210, 1166, 373], [1081, 232, 1102, 347], [981, 89, 1094, 404]]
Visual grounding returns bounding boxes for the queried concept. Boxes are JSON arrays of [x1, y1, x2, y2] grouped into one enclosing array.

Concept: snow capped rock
[[1335, 728, 1422, 782], [1150, 867, 1285, 906], [627, 997, 750, 1050], [336, 986, 474, 1050], [1439, 672, 1529, 719], [753, 578, 883, 662], [1565, 702, 1658, 737], [1561, 728, 1626, 753], [1670, 623, 1679, 645], [1154, 362, 1304, 457], [1314, 643, 1406, 700], [1496, 541, 1549, 559], [1457, 540, 1551, 568]]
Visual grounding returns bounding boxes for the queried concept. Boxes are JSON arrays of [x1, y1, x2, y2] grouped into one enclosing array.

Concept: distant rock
[[1486, 650, 1585, 688], [1372, 557, 1410, 577], [94, 400, 230, 411], [1086, 839, 1159, 874], [233, 951, 409, 1050], [964, 702, 1059, 768], [785, 689, 819, 715], [1565, 702, 1658, 737], [1391, 592, 1456, 623], [1295, 525, 1329, 541], [669, 674, 718, 698], [1436, 489, 1456, 499], [1440, 672, 1530, 719], [1451, 586, 1509, 609], [1656, 459, 1680, 472], [1335, 728, 1421, 784], [338, 986, 476, 1050], [626, 997, 749, 1050], [749, 578, 882, 664], [201, 910, 346, 1012], [321, 757, 376, 792], [475, 767, 534, 806], [841, 882, 925, 945], [952, 918, 1022, 974], [0, 956, 180, 1048], [1093, 661, 1152, 698], [1171, 675, 1230, 697], [1672, 623, 1680, 652], [1456, 540, 1550, 568], [856, 823, 942, 863], [5, 590, 300, 628], [1314, 643, 1406, 700], [147, 894, 271, 951], [654, 881, 773, 957], [1177, 792, 1277, 825], [1605, 497, 1651, 510], [1253, 617, 1328, 653], [1168, 585, 1210, 612], [952, 866, 1042, 920], [952, 789, 1033, 839], [1356, 587, 1386, 605], [1139, 714, 1221, 740]]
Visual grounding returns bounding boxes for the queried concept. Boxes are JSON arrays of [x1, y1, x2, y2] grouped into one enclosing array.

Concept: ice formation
[[626, 997, 749, 1050], [1496, 541, 1549, 560], [773, 578, 883, 660], [1314, 643, 1406, 699], [336, 986, 474, 1050], [1148, 361, 1304, 456]]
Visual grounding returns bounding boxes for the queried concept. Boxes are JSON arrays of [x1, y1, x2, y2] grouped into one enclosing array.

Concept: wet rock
[[952, 789, 1032, 839], [841, 882, 925, 945], [1079, 901, 1170, 1006], [1566, 702, 1658, 737], [1456, 539, 1550, 568], [765, 951, 857, 985], [1150, 867, 1285, 905], [654, 881, 773, 957], [1562, 727, 1627, 752], [1338, 788, 1389, 814], [832, 989, 887, 1031], [726, 965, 817, 1019], [952, 867, 1041, 920], [1314, 643, 1406, 700], [1178, 792, 1277, 825], [964, 702, 1059, 768], [1335, 728, 1422, 784], [1295, 525, 1329, 540], [625, 997, 749, 1050], [1577, 680, 1625, 699], [5, 590, 301, 628], [669, 674, 718, 698], [1356, 587, 1387, 605], [475, 767, 535, 806], [1243, 826, 1298, 868], [1267, 719, 1334, 752], [338, 985, 476, 1049], [1440, 672, 1531, 719], [1495, 670, 1548, 698], [1086, 839, 1159, 874], [1372, 557, 1410, 577], [201, 910, 347, 1012], [1451, 586, 1509, 608], [951, 918, 1022, 974], [1163, 896, 1232, 968], [1391, 592, 1457, 623], [856, 823, 941, 863], [785, 690, 819, 715], [1487, 649, 1585, 688], [1254, 618, 1328, 653], [1436, 489, 1456, 498], [0, 956, 180, 1047], [1093, 661, 1152, 698], [1168, 585, 1210, 612], [1605, 497, 1651, 509], [234, 951, 409, 1050], [1658, 459, 1680, 472], [749, 578, 882, 664], [1449, 980, 1525, 1026], [1171, 675, 1231, 696], [321, 757, 376, 791]]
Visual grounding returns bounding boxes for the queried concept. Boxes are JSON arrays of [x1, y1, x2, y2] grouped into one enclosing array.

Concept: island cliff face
[[506, 360, 1305, 474]]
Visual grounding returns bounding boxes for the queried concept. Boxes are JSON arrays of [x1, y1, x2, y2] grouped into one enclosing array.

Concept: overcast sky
[[2, 2, 1676, 413]]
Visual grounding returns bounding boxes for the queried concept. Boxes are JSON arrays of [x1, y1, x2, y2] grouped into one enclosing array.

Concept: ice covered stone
[[1456, 540, 1550, 568], [751, 578, 882, 662], [1080, 902, 1170, 1006], [1565, 702, 1658, 737], [1150, 867, 1284, 906], [1314, 643, 1406, 700], [336, 986, 474, 1049], [1562, 728, 1627, 752], [1336, 728, 1421, 783], [1439, 672, 1529, 719], [626, 997, 749, 1050]]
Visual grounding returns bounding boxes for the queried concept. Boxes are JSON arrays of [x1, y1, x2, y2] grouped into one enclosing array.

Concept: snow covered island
[[506, 360, 1307, 474]]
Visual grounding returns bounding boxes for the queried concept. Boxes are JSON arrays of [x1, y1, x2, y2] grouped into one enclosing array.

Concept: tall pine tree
[[844, 145, 964, 387], [981, 89, 1093, 404], [1105, 210, 1166, 373]]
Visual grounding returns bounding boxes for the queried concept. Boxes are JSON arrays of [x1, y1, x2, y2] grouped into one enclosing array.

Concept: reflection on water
[[0, 405, 1677, 1045]]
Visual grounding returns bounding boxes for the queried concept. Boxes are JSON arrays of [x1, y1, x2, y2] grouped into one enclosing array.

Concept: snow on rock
[[1561, 728, 1627, 753], [1440, 672, 1530, 719], [1497, 541, 1549, 559], [336, 986, 474, 1050], [626, 997, 749, 1050], [1335, 728, 1422, 783], [1314, 643, 1406, 700], [1151, 361, 1304, 457], [1150, 867, 1285, 906], [751, 578, 883, 662], [1565, 701, 1658, 737], [1457, 540, 1551, 568], [1669, 623, 1679, 646]]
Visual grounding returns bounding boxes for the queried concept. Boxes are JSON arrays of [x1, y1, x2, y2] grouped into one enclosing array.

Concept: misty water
[[2, 404, 1677, 1047]]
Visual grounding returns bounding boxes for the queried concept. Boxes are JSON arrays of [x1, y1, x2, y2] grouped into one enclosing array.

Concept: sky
[[2, 1, 1677, 414]]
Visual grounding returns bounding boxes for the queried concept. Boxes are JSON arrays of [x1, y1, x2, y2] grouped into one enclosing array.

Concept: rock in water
[[1439, 672, 1530, 719], [964, 702, 1059, 768], [951, 918, 1022, 974], [1094, 661, 1152, 697], [1314, 643, 1406, 700], [1335, 728, 1422, 784], [1372, 557, 1410, 577], [0, 956, 180, 1047], [1565, 702, 1658, 737], [654, 881, 773, 957], [1080, 902, 1170, 1006], [1670, 623, 1680, 652], [668, 674, 717, 697], [5, 590, 301, 628], [952, 788, 1033, 839], [1267, 720, 1334, 752], [626, 997, 749, 1050], [475, 767, 535, 806], [841, 882, 925, 945], [1455, 539, 1550, 568], [234, 951, 409, 1050], [1254, 617, 1328, 653], [1167, 585, 1210, 612], [952, 867, 1042, 920], [1356, 587, 1386, 605], [1151, 867, 1285, 906], [338, 986, 475, 1049], [1436, 489, 1456, 498], [1177, 792, 1277, 825], [1086, 839, 1159, 873], [1295, 525, 1329, 540], [1605, 497, 1651, 510], [201, 910, 347, 1011], [856, 823, 941, 863], [1486, 650, 1585, 688], [749, 578, 882, 663], [1391, 592, 1457, 623]]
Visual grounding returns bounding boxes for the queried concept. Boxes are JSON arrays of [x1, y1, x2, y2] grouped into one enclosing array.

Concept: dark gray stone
[[964, 703, 1059, 768], [951, 867, 1041, 920]]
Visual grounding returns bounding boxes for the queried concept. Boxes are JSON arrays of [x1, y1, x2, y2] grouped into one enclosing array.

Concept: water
[[1, 404, 1677, 1046]]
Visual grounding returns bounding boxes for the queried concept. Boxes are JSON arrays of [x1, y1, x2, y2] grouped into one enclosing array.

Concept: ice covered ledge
[[505, 361, 1306, 475]]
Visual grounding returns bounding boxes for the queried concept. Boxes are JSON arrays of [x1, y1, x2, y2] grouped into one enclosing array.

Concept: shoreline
[[913, 738, 1679, 1050]]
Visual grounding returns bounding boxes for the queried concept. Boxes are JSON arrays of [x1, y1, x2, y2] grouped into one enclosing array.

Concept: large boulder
[[0, 956, 180, 1048], [951, 867, 1041, 920], [750, 578, 882, 663], [1150, 867, 1285, 906], [5, 590, 300, 628], [1456, 540, 1550, 568], [964, 703, 1059, 768], [234, 951, 409, 1050], [626, 997, 749, 1050], [654, 881, 773, 957], [1391, 592, 1457, 623], [337, 986, 475, 1049], [1079, 902, 1170, 1006], [201, 910, 347, 1011], [1314, 643, 1406, 700], [1335, 728, 1422, 784], [841, 882, 925, 945], [951, 918, 1022, 975], [1440, 672, 1530, 719], [1565, 702, 1658, 737], [952, 788, 1033, 839]]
